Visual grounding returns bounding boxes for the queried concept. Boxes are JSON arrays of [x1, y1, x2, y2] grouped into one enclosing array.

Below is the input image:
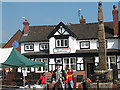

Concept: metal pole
[[23, 67, 25, 89], [96, 76, 99, 90]]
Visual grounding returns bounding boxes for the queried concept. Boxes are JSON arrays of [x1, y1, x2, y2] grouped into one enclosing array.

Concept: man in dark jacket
[[52, 62, 66, 90]]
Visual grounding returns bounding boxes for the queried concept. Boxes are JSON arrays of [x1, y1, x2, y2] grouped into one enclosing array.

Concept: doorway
[[87, 63, 94, 79]]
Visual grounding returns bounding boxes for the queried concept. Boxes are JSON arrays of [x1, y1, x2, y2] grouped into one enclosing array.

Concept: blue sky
[[2, 2, 118, 43]]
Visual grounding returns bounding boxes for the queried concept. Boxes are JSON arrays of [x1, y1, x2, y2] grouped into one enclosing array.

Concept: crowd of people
[[38, 63, 74, 90], [52, 63, 74, 90]]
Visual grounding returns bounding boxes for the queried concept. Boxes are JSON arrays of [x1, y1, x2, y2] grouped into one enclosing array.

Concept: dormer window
[[56, 39, 68, 48], [80, 41, 90, 49], [39, 43, 48, 51], [24, 44, 34, 51]]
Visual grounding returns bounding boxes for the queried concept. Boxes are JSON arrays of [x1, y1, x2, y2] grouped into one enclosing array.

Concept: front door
[[87, 63, 94, 79]]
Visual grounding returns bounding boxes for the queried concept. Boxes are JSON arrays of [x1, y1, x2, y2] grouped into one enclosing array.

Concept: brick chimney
[[112, 5, 119, 36], [80, 15, 86, 23], [23, 19, 29, 35]]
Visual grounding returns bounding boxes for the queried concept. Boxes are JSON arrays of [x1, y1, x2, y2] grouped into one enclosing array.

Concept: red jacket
[[67, 69, 73, 81], [40, 75, 47, 84]]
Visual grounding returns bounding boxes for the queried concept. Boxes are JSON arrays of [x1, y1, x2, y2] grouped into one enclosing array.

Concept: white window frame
[[56, 39, 68, 47], [24, 44, 34, 51], [117, 56, 120, 69], [80, 41, 90, 49], [49, 58, 55, 71], [39, 43, 48, 51], [107, 56, 116, 70], [63, 57, 76, 70], [77, 57, 84, 71], [35, 58, 48, 72]]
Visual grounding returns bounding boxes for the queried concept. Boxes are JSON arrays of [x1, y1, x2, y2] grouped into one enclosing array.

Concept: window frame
[[56, 39, 68, 48], [107, 56, 116, 70], [39, 43, 49, 51], [80, 41, 90, 49], [76, 57, 84, 71], [35, 58, 48, 72], [24, 44, 34, 51], [63, 57, 76, 71]]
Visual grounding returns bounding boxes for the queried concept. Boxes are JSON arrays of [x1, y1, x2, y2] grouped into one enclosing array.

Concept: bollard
[[78, 84, 83, 90], [112, 84, 117, 90], [49, 83, 52, 90], [74, 76, 77, 89]]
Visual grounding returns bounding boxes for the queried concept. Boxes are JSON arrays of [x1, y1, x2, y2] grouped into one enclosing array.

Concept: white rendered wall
[[107, 39, 119, 49], [76, 39, 119, 50], [68, 36, 76, 53], [21, 38, 119, 54], [49, 37, 55, 54], [21, 42, 48, 54]]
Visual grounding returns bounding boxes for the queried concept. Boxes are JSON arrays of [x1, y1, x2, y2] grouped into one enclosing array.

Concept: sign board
[[54, 48, 70, 53]]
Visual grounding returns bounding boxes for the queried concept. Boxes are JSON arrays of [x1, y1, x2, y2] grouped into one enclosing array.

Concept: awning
[[1, 48, 45, 68]]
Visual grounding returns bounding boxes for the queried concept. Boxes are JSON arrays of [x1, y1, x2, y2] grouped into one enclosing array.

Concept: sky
[[1, 2, 119, 43]]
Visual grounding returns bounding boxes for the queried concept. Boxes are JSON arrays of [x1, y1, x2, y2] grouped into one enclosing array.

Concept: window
[[49, 58, 55, 71], [35, 58, 48, 72], [80, 41, 90, 49], [24, 44, 34, 51], [117, 56, 120, 69], [107, 56, 116, 70], [95, 57, 99, 70], [77, 57, 84, 71], [56, 39, 68, 47], [63, 57, 76, 70], [39, 43, 48, 51]]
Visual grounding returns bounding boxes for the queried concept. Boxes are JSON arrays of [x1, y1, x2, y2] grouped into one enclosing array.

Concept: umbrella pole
[[23, 68, 25, 89]]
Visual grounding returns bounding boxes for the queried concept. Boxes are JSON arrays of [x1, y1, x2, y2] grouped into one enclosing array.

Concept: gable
[[54, 26, 69, 35], [47, 22, 77, 39]]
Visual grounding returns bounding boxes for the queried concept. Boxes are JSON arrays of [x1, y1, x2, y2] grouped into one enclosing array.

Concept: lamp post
[[78, 9, 81, 23]]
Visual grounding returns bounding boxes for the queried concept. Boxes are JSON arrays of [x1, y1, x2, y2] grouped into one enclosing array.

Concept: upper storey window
[[80, 41, 90, 49], [24, 44, 34, 51], [39, 43, 48, 51], [56, 39, 68, 48]]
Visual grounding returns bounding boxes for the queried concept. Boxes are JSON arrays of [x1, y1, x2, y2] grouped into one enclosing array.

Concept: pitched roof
[[20, 21, 117, 43], [47, 22, 77, 39]]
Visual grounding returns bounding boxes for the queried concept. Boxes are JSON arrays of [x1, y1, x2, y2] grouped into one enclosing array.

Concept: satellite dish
[[12, 40, 19, 48]]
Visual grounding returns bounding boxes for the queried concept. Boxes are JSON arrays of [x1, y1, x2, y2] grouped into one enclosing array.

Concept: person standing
[[52, 62, 66, 90], [40, 72, 47, 84], [67, 68, 74, 90], [64, 70, 68, 90]]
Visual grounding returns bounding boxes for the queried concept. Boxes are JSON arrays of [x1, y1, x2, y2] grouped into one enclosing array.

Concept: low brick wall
[[73, 71, 85, 79]]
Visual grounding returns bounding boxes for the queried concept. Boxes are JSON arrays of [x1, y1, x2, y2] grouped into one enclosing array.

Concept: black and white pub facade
[[19, 6, 120, 79]]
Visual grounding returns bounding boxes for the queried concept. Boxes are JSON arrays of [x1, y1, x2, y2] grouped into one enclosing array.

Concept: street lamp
[[78, 9, 81, 23]]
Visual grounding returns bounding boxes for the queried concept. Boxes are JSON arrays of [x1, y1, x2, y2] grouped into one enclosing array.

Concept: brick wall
[[3, 30, 22, 53]]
